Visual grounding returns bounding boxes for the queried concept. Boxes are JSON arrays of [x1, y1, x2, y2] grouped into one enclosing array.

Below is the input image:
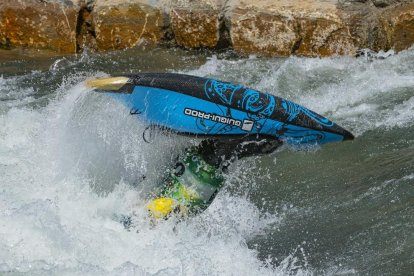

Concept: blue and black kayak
[[86, 73, 354, 145]]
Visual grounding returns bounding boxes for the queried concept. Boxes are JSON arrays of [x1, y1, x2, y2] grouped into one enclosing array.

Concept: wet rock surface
[[1, 0, 414, 56], [167, 0, 220, 49], [230, 0, 356, 57], [93, 0, 166, 51], [0, 0, 78, 52], [380, 3, 414, 52]]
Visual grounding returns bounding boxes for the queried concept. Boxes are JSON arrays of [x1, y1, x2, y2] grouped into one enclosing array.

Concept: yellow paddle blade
[[85, 77, 129, 91]]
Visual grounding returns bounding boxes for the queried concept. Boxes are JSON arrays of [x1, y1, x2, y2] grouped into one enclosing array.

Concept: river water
[[0, 46, 413, 275]]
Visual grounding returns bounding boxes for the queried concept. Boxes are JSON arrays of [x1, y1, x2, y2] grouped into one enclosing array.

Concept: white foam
[[379, 96, 414, 129], [3, 48, 413, 274], [185, 50, 414, 136], [0, 75, 294, 275], [0, 75, 37, 112]]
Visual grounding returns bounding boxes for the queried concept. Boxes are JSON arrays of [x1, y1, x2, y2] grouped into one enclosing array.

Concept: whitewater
[[0, 47, 413, 275]]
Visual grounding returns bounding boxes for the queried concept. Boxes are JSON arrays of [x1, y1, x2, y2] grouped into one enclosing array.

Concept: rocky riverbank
[[1, 0, 414, 57]]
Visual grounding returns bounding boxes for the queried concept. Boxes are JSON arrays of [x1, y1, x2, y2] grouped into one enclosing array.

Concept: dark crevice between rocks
[[75, 0, 97, 53], [291, 21, 303, 55], [214, 0, 233, 55], [291, 37, 303, 55], [216, 13, 232, 51], [0, 37, 11, 50], [159, 11, 177, 48]]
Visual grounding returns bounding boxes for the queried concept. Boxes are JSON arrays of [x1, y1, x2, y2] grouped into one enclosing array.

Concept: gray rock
[[371, 0, 414, 8]]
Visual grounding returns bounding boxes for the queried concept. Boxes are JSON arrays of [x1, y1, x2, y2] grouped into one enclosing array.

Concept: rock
[[93, 0, 166, 51], [229, 0, 357, 57], [371, 0, 405, 8], [1, 0, 414, 56], [0, 0, 78, 52], [339, 1, 389, 52], [380, 3, 414, 52], [76, 0, 97, 52], [170, 0, 221, 49], [372, 0, 394, 7]]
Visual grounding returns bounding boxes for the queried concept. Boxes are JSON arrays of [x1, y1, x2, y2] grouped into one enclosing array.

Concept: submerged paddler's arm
[[197, 137, 283, 169]]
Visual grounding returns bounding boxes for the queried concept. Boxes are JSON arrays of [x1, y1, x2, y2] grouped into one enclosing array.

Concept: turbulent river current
[[0, 47, 413, 275]]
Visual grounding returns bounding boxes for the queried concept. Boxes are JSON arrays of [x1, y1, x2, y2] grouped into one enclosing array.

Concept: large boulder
[[338, 1, 389, 52], [229, 0, 357, 57], [380, 3, 414, 52], [169, 0, 222, 49], [229, 0, 414, 57], [93, 0, 166, 51], [0, 0, 78, 52], [1, 0, 414, 56]]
